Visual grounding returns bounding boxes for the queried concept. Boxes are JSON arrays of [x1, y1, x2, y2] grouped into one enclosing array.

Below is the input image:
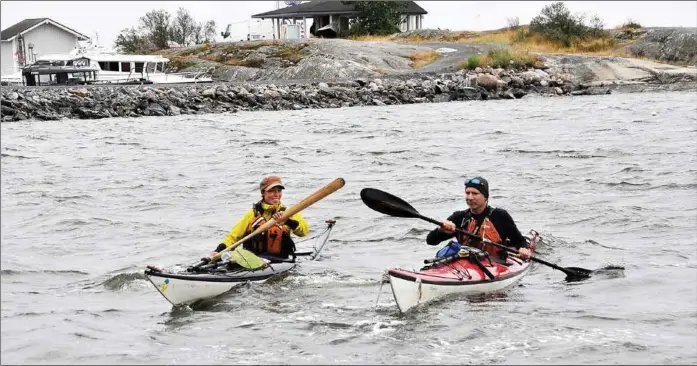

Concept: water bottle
[[220, 252, 231, 263]]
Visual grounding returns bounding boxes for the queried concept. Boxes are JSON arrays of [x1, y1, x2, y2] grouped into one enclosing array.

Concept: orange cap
[[260, 175, 285, 192]]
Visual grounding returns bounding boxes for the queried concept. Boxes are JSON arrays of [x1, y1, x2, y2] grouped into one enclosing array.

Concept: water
[[2, 91, 696, 364]]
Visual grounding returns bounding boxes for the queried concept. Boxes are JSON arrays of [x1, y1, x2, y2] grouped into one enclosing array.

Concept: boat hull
[[145, 262, 296, 306], [388, 231, 540, 312]]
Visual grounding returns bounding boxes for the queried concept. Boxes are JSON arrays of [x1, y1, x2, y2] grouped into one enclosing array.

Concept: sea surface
[[2, 91, 696, 365]]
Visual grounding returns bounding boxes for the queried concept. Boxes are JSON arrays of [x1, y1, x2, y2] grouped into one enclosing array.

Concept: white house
[[1, 18, 89, 78]]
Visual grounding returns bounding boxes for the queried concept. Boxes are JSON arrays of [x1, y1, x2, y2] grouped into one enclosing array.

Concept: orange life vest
[[243, 202, 295, 257], [457, 208, 504, 258]]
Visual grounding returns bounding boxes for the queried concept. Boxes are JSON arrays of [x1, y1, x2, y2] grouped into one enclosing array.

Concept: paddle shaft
[[359, 187, 591, 279], [422, 215, 583, 277], [210, 177, 345, 262]]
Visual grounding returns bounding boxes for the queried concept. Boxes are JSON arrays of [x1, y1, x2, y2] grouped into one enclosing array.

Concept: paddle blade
[[360, 188, 421, 218], [564, 266, 593, 281], [231, 248, 267, 270]]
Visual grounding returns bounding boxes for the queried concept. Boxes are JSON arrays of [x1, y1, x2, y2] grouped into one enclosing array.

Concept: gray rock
[[511, 88, 527, 99], [477, 74, 500, 91], [626, 28, 697, 64], [202, 88, 217, 98], [168, 105, 182, 116]]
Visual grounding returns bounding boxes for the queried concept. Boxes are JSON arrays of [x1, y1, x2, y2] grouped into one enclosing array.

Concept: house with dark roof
[[1, 18, 89, 77], [251, 0, 427, 39]]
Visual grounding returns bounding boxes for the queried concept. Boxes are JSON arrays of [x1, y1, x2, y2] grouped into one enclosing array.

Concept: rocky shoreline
[[2, 66, 693, 122]]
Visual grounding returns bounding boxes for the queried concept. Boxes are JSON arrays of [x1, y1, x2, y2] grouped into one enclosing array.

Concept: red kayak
[[387, 230, 540, 312]]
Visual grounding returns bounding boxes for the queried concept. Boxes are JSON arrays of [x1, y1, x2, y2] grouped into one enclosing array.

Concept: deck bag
[[436, 240, 461, 258]]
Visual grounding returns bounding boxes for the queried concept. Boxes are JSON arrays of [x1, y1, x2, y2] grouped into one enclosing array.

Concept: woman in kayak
[[207, 175, 309, 261], [426, 176, 532, 260]]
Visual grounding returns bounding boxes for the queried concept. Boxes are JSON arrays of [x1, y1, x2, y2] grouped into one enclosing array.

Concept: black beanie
[[465, 176, 489, 199]]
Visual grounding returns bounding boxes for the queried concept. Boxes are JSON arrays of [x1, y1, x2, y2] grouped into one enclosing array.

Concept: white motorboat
[[35, 42, 213, 85]]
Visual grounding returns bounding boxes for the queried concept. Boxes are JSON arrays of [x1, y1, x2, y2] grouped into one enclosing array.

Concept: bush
[[459, 49, 543, 70], [529, 2, 607, 47], [620, 19, 642, 29], [506, 16, 520, 30], [573, 38, 616, 52], [168, 57, 195, 70], [465, 55, 480, 70]]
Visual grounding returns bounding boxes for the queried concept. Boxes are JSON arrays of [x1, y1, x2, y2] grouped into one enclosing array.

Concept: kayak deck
[[388, 231, 540, 312]]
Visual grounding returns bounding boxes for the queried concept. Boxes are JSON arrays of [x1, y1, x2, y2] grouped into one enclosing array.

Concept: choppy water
[[2, 91, 696, 365]]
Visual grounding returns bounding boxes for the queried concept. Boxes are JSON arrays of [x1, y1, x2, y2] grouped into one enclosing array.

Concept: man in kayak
[[207, 175, 309, 261], [426, 176, 532, 260]]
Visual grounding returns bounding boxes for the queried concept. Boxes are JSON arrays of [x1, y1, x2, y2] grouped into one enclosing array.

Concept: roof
[[1, 18, 90, 41], [39, 53, 169, 63], [252, 0, 427, 18]]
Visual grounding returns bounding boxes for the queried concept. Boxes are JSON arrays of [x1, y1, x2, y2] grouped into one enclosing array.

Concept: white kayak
[[145, 219, 336, 306], [145, 261, 297, 306]]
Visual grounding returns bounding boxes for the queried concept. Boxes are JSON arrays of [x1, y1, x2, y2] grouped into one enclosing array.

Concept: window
[[121, 62, 131, 72]]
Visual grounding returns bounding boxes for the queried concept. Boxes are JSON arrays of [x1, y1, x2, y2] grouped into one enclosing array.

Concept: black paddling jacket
[[426, 206, 528, 249]]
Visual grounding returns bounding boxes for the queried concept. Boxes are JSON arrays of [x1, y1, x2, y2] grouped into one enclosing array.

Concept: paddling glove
[[213, 243, 227, 252], [285, 219, 299, 230]]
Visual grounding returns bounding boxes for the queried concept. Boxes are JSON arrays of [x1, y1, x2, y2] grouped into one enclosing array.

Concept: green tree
[[342, 1, 407, 36], [113, 7, 217, 52], [140, 9, 171, 49], [170, 7, 197, 46], [202, 20, 217, 42], [114, 27, 154, 53]]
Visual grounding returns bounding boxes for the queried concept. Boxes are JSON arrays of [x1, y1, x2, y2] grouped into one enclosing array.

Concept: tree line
[[114, 8, 216, 53]]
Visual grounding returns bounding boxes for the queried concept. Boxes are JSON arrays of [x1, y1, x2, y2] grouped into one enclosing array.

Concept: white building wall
[[21, 23, 81, 64], [1, 41, 15, 76]]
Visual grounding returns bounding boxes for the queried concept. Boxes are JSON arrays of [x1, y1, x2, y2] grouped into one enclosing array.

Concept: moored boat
[[387, 230, 540, 313], [145, 219, 336, 306]]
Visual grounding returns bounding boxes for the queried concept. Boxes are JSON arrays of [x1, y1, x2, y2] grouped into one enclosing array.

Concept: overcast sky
[[2, 1, 695, 47]]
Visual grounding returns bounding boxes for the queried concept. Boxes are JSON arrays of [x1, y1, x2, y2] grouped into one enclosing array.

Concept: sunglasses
[[464, 178, 481, 185]]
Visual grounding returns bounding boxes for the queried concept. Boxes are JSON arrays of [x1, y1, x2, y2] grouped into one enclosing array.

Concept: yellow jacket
[[220, 200, 309, 248]]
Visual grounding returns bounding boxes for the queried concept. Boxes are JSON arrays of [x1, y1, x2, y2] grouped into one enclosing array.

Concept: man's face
[[465, 187, 487, 211], [263, 187, 283, 205]]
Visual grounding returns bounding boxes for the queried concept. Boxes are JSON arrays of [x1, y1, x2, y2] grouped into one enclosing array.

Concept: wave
[[99, 272, 147, 291], [584, 239, 626, 250], [53, 194, 93, 202], [594, 181, 651, 187], [649, 183, 697, 190], [1, 153, 33, 159], [618, 166, 645, 173], [104, 141, 141, 146], [499, 149, 606, 158], [245, 140, 280, 146], [367, 150, 410, 156], [0, 269, 89, 276]]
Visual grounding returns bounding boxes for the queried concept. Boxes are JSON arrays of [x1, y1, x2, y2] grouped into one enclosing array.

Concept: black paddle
[[359, 187, 593, 281]]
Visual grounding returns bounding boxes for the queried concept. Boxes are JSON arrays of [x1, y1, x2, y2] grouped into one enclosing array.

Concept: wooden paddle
[[359, 187, 593, 281], [190, 178, 346, 271]]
